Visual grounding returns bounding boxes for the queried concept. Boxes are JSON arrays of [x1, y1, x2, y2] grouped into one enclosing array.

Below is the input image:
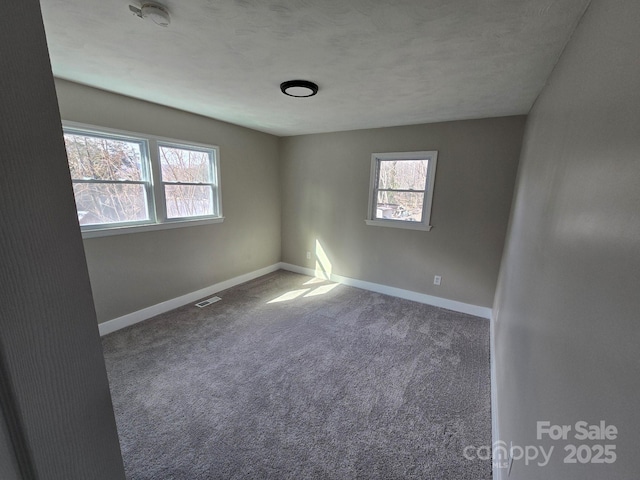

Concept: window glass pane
[[64, 133, 144, 181], [159, 145, 212, 183], [378, 159, 428, 191], [375, 191, 425, 222], [73, 183, 149, 225], [165, 185, 213, 218]]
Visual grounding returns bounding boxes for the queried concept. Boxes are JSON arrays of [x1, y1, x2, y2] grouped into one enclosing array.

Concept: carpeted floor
[[102, 270, 492, 479]]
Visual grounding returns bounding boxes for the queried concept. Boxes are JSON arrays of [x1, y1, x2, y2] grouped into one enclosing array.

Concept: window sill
[[81, 217, 225, 239], [365, 219, 433, 231]]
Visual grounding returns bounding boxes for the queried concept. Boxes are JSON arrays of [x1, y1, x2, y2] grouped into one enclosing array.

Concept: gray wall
[[0, 0, 125, 477], [0, 416, 19, 480], [493, 1, 640, 478], [55, 79, 281, 323], [280, 117, 525, 308]]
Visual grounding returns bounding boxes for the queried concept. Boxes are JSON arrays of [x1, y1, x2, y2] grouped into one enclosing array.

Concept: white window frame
[[63, 121, 224, 238], [365, 150, 438, 231], [156, 140, 221, 223]]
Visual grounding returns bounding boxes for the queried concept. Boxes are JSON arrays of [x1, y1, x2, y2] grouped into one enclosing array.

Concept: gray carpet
[[102, 270, 492, 479]]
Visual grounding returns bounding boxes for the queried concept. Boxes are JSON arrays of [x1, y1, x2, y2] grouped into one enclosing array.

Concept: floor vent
[[195, 296, 222, 308]]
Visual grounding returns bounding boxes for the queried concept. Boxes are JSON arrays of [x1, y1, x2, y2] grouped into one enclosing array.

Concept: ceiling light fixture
[[129, 3, 171, 27], [280, 80, 319, 98]]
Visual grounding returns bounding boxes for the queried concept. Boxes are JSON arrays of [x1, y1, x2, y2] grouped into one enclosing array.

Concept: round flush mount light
[[280, 80, 319, 98]]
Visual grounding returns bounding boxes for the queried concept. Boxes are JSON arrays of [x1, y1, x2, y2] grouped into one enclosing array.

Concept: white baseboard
[[490, 313, 501, 480], [99, 261, 492, 337], [98, 263, 281, 336], [279, 262, 492, 319]]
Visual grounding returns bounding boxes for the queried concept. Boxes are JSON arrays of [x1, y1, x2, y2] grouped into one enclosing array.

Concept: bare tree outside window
[[159, 145, 216, 218], [367, 151, 438, 231], [375, 159, 429, 222], [63, 124, 223, 234], [64, 133, 150, 225]]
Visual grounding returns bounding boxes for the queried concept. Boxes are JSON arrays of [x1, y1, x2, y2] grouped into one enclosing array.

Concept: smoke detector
[[129, 3, 171, 27]]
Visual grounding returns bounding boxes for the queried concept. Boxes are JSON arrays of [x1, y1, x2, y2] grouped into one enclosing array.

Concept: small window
[[158, 143, 219, 219], [366, 151, 438, 231], [62, 122, 223, 237]]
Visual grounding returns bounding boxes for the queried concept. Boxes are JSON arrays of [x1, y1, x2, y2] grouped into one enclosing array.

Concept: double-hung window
[[63, 122, 222, 237], [366, 151, 438, 231], [158, 143, 219, 220]]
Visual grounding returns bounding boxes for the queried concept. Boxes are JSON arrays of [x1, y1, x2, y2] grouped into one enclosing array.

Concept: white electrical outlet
[[306, 251, 311, 260], [434, 275, 442, 285]]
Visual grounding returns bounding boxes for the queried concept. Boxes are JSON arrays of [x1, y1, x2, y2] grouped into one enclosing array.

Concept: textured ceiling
[[39, 0, 590, 136]]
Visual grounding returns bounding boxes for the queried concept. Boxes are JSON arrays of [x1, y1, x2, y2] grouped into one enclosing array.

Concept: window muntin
[[62, 123, 223, 235], [367, 151, 438, 231]]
